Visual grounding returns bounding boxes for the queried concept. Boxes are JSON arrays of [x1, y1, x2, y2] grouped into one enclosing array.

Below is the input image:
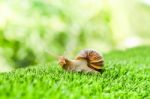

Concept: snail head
[[58, 56, 70, 69]]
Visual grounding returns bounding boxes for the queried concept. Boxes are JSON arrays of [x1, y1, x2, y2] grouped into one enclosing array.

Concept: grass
[[0, 46, 150, 99]]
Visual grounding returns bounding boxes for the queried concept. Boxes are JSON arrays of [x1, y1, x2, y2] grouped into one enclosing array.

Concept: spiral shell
[[75, 49, 104, 71]]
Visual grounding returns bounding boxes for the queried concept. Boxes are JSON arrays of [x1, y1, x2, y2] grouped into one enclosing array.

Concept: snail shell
[[75, 49, 104, 71]]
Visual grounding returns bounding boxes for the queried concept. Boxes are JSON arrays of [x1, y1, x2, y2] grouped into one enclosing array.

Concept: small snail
[[58, 49, 104, 73]]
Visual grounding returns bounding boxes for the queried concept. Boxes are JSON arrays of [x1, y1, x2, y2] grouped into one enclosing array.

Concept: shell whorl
[[75, 49, 104, 71]]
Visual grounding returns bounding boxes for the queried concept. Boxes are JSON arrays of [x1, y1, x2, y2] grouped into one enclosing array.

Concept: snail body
[[58, 49, 104, 73]]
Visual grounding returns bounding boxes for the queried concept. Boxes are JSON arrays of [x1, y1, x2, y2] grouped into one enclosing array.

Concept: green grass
[[0, 46, 150, 99]]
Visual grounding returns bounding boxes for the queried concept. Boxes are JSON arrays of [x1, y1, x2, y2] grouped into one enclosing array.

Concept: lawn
[[0, 46, 150, 99]]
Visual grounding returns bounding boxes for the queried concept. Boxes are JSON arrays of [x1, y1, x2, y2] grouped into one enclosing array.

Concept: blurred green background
[[0, 0, 150, 72]]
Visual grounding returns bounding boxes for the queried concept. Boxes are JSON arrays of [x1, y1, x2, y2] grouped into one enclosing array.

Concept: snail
[[58, 49, 104, 73]]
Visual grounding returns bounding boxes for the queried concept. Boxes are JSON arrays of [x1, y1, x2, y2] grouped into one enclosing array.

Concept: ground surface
[[0, 46, 150, 99]]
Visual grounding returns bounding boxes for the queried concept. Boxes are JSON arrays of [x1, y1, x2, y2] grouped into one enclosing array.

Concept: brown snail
[[58, 49, 104, 73]]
